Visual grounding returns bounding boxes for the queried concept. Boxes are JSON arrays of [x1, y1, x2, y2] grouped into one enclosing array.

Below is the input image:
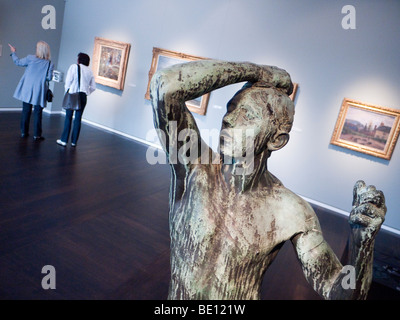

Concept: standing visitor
[[9, 41, 54, 140], [57, 52, 96, 147]]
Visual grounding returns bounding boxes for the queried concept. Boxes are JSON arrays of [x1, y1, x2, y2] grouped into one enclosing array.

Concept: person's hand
[[8, 44, 16, 53], [349, 180, 386, 244]]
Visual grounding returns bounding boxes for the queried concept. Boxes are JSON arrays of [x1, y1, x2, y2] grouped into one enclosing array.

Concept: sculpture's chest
[[170, 178, 292, 255]]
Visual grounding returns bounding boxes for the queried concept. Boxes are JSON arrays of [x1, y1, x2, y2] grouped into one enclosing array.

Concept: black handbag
[[46, 60, 53, 102], [62, 64, 82, 110], [46, 89, 53, 102]]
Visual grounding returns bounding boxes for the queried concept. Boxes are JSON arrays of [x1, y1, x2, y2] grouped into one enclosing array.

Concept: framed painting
[[330, 98, 400, 160], [92, 37, 131, 90], [145, 47, 210, 116]]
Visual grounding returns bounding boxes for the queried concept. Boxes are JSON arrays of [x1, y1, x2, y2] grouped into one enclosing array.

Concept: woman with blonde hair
[[9, 41, 54, 140]]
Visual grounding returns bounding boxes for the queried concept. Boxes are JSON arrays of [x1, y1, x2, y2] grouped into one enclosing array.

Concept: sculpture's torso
[[168, 165, 317, 300]]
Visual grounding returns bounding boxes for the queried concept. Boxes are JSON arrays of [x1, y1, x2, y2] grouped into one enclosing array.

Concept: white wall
[[54, 0, 400, 231], [0, 0, 65, 110]]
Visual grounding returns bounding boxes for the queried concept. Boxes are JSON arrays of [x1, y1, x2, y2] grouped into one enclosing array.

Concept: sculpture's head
[[219, 82, 294, 159]]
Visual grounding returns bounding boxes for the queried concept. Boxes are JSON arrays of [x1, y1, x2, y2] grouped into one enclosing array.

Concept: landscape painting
[[331, 98, 400, 160]]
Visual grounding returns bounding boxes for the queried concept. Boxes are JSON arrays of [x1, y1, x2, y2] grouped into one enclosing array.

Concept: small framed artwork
[[330, 98, 400, 160], [145, 47, 210, 116], [92, 37, 131, 90]]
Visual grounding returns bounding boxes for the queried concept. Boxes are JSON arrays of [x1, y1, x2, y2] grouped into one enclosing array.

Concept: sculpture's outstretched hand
[[349, 180, 386, 244]]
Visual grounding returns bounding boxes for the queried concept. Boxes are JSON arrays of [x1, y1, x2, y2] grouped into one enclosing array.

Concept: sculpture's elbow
[[150, 70, 173, 102]]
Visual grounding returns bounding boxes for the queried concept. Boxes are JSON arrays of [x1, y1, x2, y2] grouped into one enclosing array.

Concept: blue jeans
[[60, 93, 87, 144], [21, 102, 43, 137]]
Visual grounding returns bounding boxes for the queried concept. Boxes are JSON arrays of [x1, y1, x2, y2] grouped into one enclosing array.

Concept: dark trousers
[[21, 102, 43, 137], [60, 93, 87, 144]]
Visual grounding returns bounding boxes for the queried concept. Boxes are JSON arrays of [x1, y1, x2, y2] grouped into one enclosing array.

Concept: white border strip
[[0, 108, 22, 111], [300, 195, 400, 236], [43, 109, 63, 115], [81, 117, 163, 150], [1, 108, 62, 114], [300, 195, 350, 217]]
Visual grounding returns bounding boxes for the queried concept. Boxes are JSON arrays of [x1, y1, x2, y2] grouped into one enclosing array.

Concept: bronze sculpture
[[149, 59, 386, 300]]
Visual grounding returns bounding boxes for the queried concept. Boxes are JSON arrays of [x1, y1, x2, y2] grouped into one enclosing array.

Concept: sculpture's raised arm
[[149, 60, 293, 159], [293, 180, 386, 300], [329, 180, 386, 299]]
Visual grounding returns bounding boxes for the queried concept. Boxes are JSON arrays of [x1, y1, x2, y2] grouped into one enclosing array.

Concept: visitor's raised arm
[[8, 43, 16, 53], [9, 44, 28, 67]]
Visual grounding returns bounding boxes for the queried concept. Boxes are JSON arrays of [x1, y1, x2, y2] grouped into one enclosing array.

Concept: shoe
[[57, 139, 67, 147], [33, 136, 45, 141], [71, 143, 76, 147]]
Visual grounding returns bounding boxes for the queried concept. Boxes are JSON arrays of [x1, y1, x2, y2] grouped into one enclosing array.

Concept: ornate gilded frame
[[145, 47, 210, 116], [92, 37, 131, 90], [330, 98, 400, 160]]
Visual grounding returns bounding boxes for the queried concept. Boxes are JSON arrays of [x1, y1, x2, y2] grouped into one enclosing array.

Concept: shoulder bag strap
[[77, 64, 81, 92], [46, 60, 51, 82]]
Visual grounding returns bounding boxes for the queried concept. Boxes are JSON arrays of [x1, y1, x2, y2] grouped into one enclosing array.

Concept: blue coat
[[11, 53, 54, 107]]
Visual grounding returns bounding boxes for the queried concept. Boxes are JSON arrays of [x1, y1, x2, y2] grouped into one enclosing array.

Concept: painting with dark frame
[[92, 37, 131, 90], [330, 98, 400, 160], [145, 47, 210, 116]]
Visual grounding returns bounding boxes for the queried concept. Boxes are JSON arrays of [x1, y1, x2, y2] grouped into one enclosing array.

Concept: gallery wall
[[2, 0, 400, 232], [0, 0, 65, 110]]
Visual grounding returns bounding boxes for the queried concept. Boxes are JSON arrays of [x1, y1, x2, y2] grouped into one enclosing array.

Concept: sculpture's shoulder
[[266, 184, 320, 235]]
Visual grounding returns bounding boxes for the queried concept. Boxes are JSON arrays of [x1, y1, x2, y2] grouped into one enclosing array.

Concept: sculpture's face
[[219, 86, 294, 160], [220, 100, 266, 159], [220, 87, 272, 159]]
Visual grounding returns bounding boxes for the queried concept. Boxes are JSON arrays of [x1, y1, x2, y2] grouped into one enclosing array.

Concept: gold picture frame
[[145, 47, 210, 116], [92, 37, 131, 90], [330, 98, 400, 160]]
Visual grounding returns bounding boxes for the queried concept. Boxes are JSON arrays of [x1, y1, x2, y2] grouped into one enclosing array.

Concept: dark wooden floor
[[0, 111, 399, 300]]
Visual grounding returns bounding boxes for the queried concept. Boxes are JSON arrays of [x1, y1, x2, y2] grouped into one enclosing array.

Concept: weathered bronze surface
[[150, 60, 386, 300]]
